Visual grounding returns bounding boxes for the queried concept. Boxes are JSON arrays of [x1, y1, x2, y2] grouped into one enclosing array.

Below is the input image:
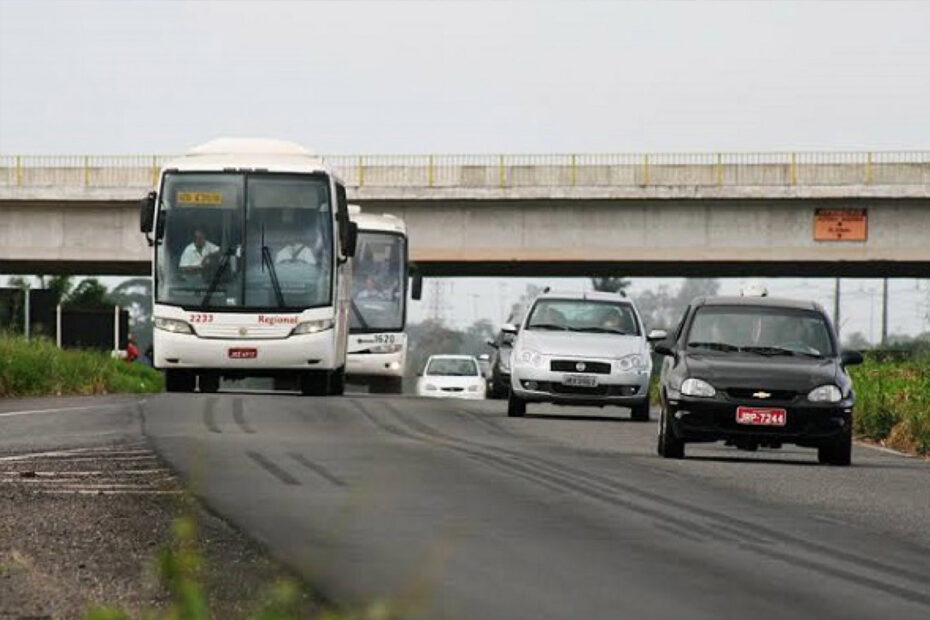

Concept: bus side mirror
[[411, 271, 423, 301], [344, 221, 358, 258], [140, 191, 156, 245]]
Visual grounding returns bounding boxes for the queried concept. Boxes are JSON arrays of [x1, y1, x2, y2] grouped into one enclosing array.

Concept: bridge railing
[[1, 151, 929, 188]]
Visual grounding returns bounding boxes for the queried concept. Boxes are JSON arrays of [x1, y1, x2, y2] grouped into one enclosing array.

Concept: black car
[[486, 325, 516, 399], [653, 296, 863, 465]]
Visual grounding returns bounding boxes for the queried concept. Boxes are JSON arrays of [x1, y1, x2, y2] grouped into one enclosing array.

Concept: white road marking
[[854, 440, 916, 458], [0, 403, 127, 419]]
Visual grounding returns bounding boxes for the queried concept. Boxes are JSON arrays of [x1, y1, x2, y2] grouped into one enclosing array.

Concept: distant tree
[[43, 275, 74, 305], [634, 278, 720, 332], [843, 331, 871, 350], [65, 278, 112, 308], [507, 284, 543, 324], [7, 276, 30, 290], [591, 277, 631, 294]]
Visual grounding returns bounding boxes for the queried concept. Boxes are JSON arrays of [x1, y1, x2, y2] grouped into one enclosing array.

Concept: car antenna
[[543, 286, 551, 293]]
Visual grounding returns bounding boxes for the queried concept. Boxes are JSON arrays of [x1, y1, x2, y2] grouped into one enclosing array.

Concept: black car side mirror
[[841, 350, 864, 366], [653, 341, 675, 357]]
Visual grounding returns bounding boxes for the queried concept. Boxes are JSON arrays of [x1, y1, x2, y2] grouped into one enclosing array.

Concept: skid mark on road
[[203, 398, 221, 434], [232, 398, 255, 434], [288, 452, 347, 487], [357, 399, 930, 607], [247, 451, 300, 486]]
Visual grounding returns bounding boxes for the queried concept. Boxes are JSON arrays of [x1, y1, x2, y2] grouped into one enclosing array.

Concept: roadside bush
[[0, 333, 162, 397], [850, 353, 930, 456]]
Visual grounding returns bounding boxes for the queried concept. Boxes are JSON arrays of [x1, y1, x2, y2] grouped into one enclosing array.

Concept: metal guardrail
[[1, 152, 929, 188]]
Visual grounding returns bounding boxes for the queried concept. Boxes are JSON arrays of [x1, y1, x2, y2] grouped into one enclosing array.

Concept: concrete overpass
[[1, 152, 929, 277]]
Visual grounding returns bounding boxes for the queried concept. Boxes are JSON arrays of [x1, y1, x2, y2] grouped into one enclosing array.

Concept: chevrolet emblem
[[753, 391, 772, 399]]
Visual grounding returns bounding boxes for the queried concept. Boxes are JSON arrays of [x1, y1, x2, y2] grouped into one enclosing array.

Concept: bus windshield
[[154, 172, 334, 311], [350, 231, 406, 332]]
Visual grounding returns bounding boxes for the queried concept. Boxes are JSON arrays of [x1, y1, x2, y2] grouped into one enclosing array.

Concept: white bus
[[140, 138, 358, 395], [346, 206, 417, 393]]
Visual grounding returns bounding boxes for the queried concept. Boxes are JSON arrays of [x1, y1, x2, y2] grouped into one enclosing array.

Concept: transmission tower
[[428, 280, 453, 324]]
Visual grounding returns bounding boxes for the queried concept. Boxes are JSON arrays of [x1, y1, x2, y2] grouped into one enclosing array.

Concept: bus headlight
[[370, 343, 403, 354], [154, 317, 193, 335], [291, 319, 334, 336]]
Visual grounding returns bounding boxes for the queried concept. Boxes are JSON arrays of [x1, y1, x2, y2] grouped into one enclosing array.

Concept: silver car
[[507, 291, 665, 420]]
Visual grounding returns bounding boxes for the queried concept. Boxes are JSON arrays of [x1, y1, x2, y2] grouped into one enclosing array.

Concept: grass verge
[[849, 353, 930, 456], [0, 333, 163, 397]]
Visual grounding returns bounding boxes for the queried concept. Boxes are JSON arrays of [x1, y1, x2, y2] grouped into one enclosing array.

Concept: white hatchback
[[507, 291, 665, 419], [416, 355, 487, 400]]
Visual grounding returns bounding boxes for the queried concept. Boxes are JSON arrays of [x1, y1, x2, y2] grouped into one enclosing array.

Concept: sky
[[1, 0, 929, 340]]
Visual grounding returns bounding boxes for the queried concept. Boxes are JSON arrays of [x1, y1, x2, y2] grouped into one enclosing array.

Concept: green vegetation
[[0, 333, 163, 397], [86, 515, 400, 620], [850, 353, 930, 456]]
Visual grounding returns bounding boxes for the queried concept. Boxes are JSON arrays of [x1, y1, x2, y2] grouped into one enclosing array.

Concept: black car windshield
[[686, 305, 835, 357], [154, 172, 333, 310], [426, 358, 479, 376], [526, 299, 640, 335]]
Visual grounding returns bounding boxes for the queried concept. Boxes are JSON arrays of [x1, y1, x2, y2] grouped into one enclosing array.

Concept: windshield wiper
[[201, 250, 231, 308], [261, 245, 285, 308], [573, 326, 629, 335], [528, 323, 568, 331], [742, 345, 823, 358], [350, 299, 371, 330], [687, 341, 742, 352]]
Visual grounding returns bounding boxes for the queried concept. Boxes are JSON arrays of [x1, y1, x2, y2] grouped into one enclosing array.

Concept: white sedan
[[416, 355, 487, 400]]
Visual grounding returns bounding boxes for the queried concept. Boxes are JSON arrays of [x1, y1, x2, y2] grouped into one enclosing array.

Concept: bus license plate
[[736, 407, 786, 426], [563, 374, 598, 388], [228, 348, 257, 359]]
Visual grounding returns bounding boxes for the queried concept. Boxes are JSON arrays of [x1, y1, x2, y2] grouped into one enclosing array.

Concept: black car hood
[[684, 353, 838, 391]]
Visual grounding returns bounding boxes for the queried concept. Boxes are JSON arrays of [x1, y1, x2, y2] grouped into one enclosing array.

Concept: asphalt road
[[5, 394, 930, 619]]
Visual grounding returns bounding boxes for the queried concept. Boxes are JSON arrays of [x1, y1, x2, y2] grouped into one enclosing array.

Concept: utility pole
[[833, 278, 841, 339], [881, 277, 889, 347]]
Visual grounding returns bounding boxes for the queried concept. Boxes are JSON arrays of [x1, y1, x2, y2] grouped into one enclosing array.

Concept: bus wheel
[[370, 377, 403, 394], [198, 373, 220, 393], [300, 371, 327, 396], [165, 370, 195, 393], [328, 367, 346, 396]]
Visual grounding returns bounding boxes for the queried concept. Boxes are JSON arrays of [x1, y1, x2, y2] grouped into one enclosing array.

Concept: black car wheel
[[657, 404, 685, 459], [818, 424, 852, 466], [630, 399, 651, 422], [507, 394, 526, 418]]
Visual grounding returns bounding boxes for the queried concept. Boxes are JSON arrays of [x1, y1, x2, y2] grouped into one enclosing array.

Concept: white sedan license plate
[[563, 374, 598, 388]]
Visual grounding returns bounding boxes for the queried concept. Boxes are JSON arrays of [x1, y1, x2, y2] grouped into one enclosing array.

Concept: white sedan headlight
[[467, 383, 482, 392], [808, 384, 842, 403], [616, 354, 646, 372], [680, 378, 716, 398], [291, 319, 334, 336], [515, 349, 544, 368], [153, 317, 193, 335]]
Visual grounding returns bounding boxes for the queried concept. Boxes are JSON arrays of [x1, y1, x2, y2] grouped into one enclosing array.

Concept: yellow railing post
[[151, 155, 159, 187], [865, 152, 873, 184], [428, 154, 434, 187], [570, 154, 577, 187], [15, 155, 22, 186], [83, 155, 90, 187], [789, 152, 797, 185], [498, 154, 505, 188], [357, 155, 364, 188], [641, 154, 650, 186], [716, 153, 723, 187]]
